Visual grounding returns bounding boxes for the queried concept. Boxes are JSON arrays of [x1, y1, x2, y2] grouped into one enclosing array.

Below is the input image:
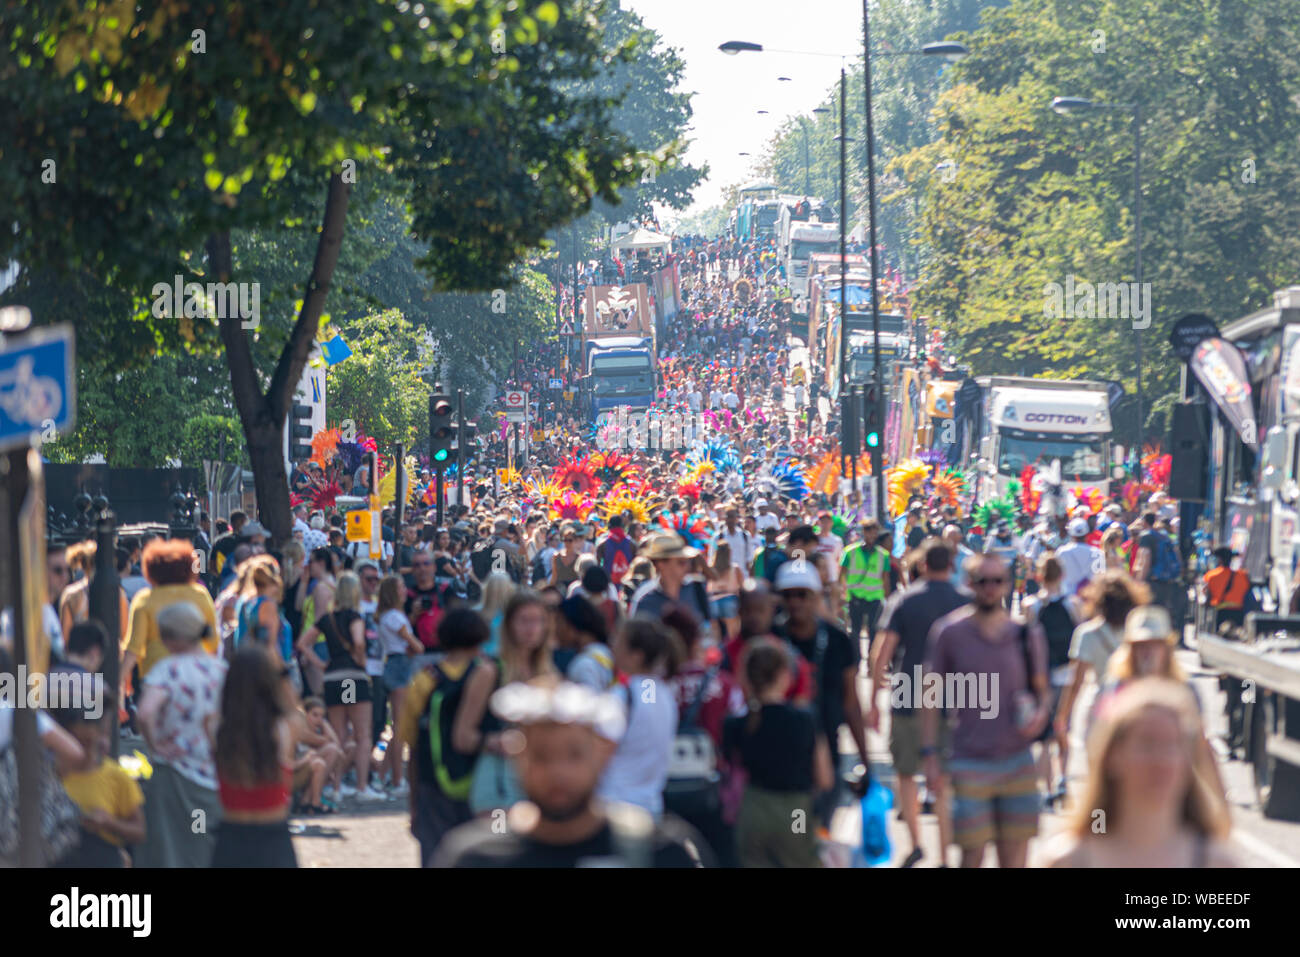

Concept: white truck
[[973, 376, 1113, 504], [783, 220, 839, 309]]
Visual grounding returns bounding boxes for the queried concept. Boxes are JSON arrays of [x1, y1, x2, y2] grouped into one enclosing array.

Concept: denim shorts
[[710, 595, 739, 619], [383, 653, 413, 690]]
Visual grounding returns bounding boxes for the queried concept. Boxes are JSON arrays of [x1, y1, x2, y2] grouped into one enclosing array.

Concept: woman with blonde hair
[[1045, 678, 1235, 867], [476, 572, 516, 657], [461, 590, 556, 814], [233, 555, 294, 672]]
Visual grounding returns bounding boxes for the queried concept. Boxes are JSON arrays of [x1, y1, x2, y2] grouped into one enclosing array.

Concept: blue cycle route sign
[[0, 324, 76, 453]]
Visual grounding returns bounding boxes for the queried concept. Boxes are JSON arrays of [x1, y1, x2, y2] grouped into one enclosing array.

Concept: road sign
[[0, 324, 75, 453], [505, 409, 527, 423], [503, 390, 526, 410], [548, 378, 563, 390]]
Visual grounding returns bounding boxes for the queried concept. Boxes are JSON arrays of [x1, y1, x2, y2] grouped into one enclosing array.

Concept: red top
[[219, 766, 292, 812]]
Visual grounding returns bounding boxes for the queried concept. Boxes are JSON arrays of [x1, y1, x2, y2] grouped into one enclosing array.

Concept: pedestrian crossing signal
[[866, 430, 880, 449]]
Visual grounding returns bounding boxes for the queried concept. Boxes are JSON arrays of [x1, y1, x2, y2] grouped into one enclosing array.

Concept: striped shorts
[[948, 748, 1039, 851]]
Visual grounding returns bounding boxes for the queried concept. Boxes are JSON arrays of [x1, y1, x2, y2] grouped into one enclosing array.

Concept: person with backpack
[[1020, 556, 1080, 809], [1132, 511, 1184, 639], [595, 515, 637, 588], [397, 608, 491, 867], [662, 604, 746, 867]]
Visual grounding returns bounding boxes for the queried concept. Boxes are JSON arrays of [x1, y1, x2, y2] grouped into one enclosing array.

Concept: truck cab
[[785, 222, 839, 309], [974, 377, 1113, 502], [582, 335, 657, 418]]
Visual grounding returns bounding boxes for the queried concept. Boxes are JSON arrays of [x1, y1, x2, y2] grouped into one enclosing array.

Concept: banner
[[652, 265, 680, 321], [1190, 337, 1257, 449], [583, 284, 652, 338]]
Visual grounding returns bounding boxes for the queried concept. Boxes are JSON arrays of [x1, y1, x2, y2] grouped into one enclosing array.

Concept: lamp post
[[858, 17, 967, 519], [1051, 95, 1143, 450]]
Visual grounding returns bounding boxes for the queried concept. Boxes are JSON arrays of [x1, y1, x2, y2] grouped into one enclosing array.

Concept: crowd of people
[[0, 223, 1242, 870]]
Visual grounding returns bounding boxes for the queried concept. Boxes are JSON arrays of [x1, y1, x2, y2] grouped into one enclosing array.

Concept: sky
[[625, 0, 865, 222]]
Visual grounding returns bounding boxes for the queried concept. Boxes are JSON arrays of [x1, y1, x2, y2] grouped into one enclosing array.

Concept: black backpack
[[1037, 595, 1077, 670]]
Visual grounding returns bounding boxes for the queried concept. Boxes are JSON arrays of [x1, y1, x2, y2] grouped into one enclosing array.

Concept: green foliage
[[892, 0, 1300, 442], [179, 415, 247, 469], [326, 309, 429, 453]]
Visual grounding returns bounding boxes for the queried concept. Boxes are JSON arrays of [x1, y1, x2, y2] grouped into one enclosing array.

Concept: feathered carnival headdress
[[554, 455, 599, 495], [886, 458, 929, 518], [590, 451, 637, 486], [657, 512, 709, 551], [548, 489, 595, 522]]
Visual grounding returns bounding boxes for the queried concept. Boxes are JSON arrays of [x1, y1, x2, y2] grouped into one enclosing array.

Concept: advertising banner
[[1190, 338, 1258, 449]]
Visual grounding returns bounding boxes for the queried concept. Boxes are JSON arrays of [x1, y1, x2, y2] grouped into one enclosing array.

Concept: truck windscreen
[[792, 239, 836, 260], [997, 431, 1106, 480], [592, 355, 652, 374]]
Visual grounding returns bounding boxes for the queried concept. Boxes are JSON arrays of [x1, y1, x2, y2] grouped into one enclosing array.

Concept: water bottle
[[858, 776, 895, 868]]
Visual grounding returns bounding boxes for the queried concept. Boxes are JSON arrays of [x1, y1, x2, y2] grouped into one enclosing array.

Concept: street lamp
[[1051, 94, 1144, 449], [721, 29, 963, 518]]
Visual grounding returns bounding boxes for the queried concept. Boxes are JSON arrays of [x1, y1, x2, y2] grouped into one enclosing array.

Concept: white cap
[[490, 681, 626, 742], [1068, 517, 1089, 538], [754, 498, 769, 508], [774, 562, 823, 593]]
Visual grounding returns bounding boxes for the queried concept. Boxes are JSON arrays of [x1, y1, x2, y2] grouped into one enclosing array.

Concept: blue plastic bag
[[856, 777, 895, 867]]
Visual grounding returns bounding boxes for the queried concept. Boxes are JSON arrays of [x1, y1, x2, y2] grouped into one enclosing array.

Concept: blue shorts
[[710, 595, 739, 619], [948, 748, 1040, 851], [383, 654, 413, 690]]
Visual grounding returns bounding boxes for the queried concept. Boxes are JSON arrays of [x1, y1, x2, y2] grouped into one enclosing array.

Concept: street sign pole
[[0, 310, 74, 866], [1, 448, 42, 866], [434, 467, 444, 527]]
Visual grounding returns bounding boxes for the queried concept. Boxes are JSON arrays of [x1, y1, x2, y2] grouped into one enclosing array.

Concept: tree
[[891, 0, 1300, 442], [5, 1, 648, 544]]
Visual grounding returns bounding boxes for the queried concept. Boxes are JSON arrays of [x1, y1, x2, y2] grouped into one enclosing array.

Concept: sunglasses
[[971, 576, 1008, 586]]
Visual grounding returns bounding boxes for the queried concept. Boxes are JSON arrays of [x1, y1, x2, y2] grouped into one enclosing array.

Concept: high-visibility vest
[[844, 544, 887, 600]]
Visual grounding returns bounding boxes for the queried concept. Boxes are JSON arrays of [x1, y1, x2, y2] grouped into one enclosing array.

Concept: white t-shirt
[[0, 604, 64, 659], [1068, 618, 1123, 681], [598, 676, 678, 817], [817, 533, 844, 583], [378, 608, 411, 657], [1055, 541, 1103, 596], [755, 512, 780, 533]]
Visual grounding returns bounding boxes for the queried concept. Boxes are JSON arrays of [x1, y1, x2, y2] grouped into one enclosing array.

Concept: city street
[[5, 0, 1300, 894]]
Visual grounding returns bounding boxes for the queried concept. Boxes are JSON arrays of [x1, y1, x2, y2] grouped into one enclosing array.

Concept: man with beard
[[433, 678, 710, 867], [922, 554, 1048, 868]]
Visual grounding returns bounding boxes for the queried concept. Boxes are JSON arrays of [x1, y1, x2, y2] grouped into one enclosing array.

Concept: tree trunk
[[212, 172, 352, 548]]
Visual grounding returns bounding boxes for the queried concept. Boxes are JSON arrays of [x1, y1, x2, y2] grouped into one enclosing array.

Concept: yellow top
[[124, 583, 220, 677], [396, 658, 475, 750], [62, 757, 144, 846]]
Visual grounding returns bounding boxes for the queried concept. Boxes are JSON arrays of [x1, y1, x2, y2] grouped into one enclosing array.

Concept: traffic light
[[842, 388, 860, 454], [864, 382, 881, 450], [289, 403, 314, 462], [430, 390, 454, 466], [456, 420, 478, 464]]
